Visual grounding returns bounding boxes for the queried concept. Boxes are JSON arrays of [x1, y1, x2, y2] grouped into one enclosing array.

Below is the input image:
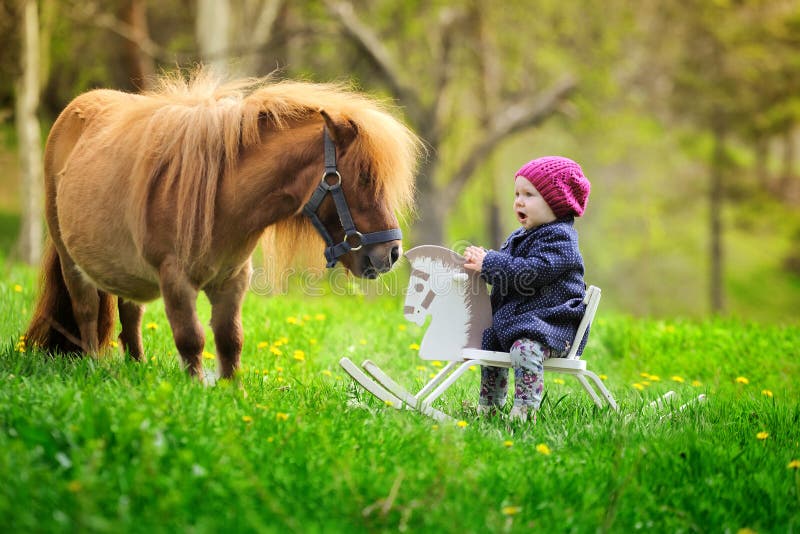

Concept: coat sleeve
[[481, 228, 577, 293]]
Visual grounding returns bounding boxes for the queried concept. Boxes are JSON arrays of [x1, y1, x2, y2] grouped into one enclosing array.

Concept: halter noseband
[[302, 127, 402, 268]]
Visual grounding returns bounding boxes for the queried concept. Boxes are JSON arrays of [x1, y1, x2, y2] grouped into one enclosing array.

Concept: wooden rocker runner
[[340, 245, 618, 422]]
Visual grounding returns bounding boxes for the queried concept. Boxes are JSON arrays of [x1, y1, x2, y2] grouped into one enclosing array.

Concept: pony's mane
[[99, 68, 420, 267]]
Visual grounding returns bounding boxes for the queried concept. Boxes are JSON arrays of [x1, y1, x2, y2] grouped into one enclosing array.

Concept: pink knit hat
[[515, 156, 591, 218]]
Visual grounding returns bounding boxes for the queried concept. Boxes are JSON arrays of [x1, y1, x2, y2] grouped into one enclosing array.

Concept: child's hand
[[464, 246, 486, 272]]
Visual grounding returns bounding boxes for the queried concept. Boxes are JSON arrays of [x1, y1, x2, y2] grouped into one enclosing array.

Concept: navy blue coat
[[480, 219, 587, 355]]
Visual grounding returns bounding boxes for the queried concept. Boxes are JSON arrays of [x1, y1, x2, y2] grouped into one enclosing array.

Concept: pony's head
[[248, 81, 422, 279]]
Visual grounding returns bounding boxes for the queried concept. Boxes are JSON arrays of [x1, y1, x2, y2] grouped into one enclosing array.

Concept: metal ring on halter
[[322, 171, 342, 189], [344, 231, 364, 251]]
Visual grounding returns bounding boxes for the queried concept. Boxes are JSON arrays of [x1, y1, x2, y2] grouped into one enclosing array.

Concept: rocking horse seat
[[340, 245, 618, 421]]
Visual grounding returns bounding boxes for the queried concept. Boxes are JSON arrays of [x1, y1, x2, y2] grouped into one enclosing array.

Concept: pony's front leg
[[159, 258, 205, 378], [205, 264, 251, 379], [118, 298, 145, 360]]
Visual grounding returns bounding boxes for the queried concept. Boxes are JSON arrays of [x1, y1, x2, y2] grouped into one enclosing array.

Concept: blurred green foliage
[[0, 0, 798, 322]]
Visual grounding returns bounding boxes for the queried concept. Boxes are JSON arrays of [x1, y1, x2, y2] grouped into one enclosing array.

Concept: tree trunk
[[411, 157, 445, 246], [709, 122, 726, 314], [196, 0, 230, 74], [121, 0, 155, 90], [15, 0, 43, 265], [779, 125, 796, 197]]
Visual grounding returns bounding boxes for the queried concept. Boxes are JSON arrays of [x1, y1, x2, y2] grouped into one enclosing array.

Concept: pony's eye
[[414, 283, 424, 292]]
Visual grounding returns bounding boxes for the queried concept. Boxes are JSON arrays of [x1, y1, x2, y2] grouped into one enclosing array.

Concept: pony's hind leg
[[118, 298, 145, 360], [159, 258, 205, 378], [58, 254, 101, 353], [205, 264, 251, 379]]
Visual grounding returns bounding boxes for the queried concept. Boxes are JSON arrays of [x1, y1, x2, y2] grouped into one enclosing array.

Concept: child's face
[[514, 177, 557, 230]]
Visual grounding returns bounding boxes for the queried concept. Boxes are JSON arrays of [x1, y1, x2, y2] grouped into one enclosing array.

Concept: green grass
[[1, 258, 799, 533]]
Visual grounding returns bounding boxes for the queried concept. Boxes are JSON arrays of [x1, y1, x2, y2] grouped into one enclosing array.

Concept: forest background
[[1, 0, 799, 323]]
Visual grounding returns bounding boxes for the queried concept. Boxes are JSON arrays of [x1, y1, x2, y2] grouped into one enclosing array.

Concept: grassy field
[[1, 257, 799, 533]]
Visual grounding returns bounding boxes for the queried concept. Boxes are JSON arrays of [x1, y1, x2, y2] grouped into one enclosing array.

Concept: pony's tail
[[24, 241, 116, 354]]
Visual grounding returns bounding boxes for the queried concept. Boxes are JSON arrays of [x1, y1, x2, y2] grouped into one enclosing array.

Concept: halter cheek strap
[[302, 127, 403, 268]]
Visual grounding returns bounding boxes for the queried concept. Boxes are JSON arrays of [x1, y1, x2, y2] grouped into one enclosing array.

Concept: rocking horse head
[[403, 246, 492, 360]]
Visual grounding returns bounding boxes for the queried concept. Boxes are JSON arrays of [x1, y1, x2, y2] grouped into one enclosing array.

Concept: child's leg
[[479, 366, 509, 408], [510, 338, 552, 411]]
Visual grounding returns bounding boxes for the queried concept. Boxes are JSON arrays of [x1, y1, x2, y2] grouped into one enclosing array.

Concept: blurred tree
[[321, 0, 576, 246], [14, 0, 53, 264], [642, 0, 800, 313]]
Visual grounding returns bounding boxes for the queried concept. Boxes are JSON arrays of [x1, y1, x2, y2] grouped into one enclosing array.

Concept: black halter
[[302, 127, 403, 268]]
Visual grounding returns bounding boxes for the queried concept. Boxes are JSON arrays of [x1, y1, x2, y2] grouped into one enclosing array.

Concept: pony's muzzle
[[361, 241, 402, 278]]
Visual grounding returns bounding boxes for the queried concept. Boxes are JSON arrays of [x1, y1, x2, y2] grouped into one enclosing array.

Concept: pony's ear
[[319, 109, 358, 148]]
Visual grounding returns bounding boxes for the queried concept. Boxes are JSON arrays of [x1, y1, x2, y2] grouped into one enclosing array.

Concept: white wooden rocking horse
[[340, 245, 619, 422]]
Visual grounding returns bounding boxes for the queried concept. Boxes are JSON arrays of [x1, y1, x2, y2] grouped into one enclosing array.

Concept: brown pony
[[25, 70, 420, 379]]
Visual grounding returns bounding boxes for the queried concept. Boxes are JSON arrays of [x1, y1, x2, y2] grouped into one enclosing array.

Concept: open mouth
[[517, 211, 527, 222]]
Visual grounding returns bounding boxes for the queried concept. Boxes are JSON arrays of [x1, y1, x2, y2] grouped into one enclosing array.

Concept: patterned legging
[[480, 338, 562, 410]]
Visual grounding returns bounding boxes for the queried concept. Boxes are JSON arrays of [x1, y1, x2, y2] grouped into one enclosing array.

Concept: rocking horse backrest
[[403, 246, 492, 360]]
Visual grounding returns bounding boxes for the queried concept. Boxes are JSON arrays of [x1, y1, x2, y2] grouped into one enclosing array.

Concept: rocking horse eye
[[414, 283, 424, 292]]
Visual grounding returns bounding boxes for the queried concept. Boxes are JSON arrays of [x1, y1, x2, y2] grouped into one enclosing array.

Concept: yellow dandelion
[[431, 361, 443, 368], [67, 480, 82, 493], [456, 420, 468, 428], [735, 376, 749, 384], [599, 374, 608, 380], [501, 506, 521, 516], [761, 389, 773, 398], [787, 460, 800, 469], [642, 381, 650, 386], [321, 370, 332, 377], [276, 376, 284, 382], [671, 376, 685, 383], [384, 400, 394, 407], [409, 343, 420, 351], [262, 369, 269, 375], [276, 412, 290, 421], [275, 366, 284, 372], [203, 351, 215, 360], [293, 350, 305, 361], [286, 316, 298, 324], [315, 314, 326, 321], [255, 404, 268, 410], [257, 341, 269, 349], [432, 424, 439, 430], [398, 324, 407, 331], [649, 375, 661, 382], [150, 356, 157, 362], [416, 365, 427, 371], [109, 340, 119, 348], [640, 372, 651, 378], [553, 378, 566, 385], [359, 339, 367, 345], [242, 415, 253, 423], [146, 322, 159, 330], [13, 284, 23, 293], [536, 443, 552, 455], [756, 431, 769, 440], [469, 365, 477, 372], [270, 346, 282, 356], [503, 440, 514, 448], [429, 373, 436, 378], [309, 338, 318, 345], [633, 383, 645, 391], [274, 337, 288, 346], [692, 380, 703, 387]]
